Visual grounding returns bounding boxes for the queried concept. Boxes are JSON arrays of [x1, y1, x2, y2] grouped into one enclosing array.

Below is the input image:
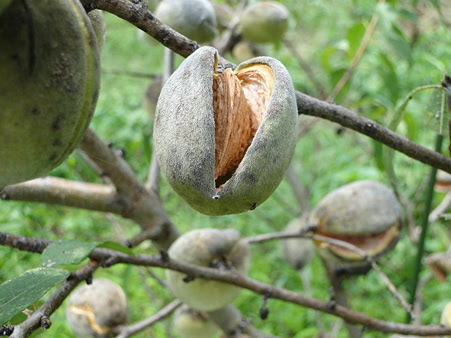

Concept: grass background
[[1, 0, 451, 337]]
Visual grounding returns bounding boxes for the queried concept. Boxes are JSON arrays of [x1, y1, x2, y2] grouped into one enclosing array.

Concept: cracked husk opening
[[212, 64, 274, 189], [316, 221, 401, 261]]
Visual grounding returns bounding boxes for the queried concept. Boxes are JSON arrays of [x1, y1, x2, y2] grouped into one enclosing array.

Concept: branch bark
[[2, 232, 451, 336], [296, 91, 451, 173]]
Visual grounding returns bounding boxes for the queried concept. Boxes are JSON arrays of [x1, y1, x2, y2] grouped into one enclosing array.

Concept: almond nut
[[154, 46, 298, 215]]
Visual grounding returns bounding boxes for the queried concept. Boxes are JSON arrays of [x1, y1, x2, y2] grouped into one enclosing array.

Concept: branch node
[[259, 295, 270, 320], [116, 148, 126, 159], [100, 257, 118, 268], [159, 249, 170, 264], [0, 325, 14, 336], [86, 275, 93, 285], [182, 275, 195, 283], [327, 288, 337, 310], [40, 316, 51, 330]]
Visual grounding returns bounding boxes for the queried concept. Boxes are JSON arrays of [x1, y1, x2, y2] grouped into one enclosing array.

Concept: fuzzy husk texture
[[310, 180, 403, 235], [239, 1, 290, 44], [0, 0, 100, 187], [155, 0, 217, 43], [173, 304, 219, 338], [166, 228, 250, 311], [66, 279, 128, 338], [154, 46, 298, 216]]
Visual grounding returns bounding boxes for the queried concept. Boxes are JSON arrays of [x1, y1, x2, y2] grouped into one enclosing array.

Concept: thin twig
[[412, 274, 433, 326], [429, 192, 451, 223], [285, 164, 311, 212], [246, 230, 413, 317], [327, 0, 385, 102], [215, 0, 248, 55], [322, 259, 362, 338], [102, 68, 157, 79], [296, 91, 451, 173], [288, 0, 384, 138], [283, 39, 328, 99], [146, 48, 174, 193], [298, 270, 327, 336], [115, 300, 182, 338]]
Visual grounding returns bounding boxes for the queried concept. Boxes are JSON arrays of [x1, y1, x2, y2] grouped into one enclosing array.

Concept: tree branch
[[80, 0, 199, 58], [78, 128, 179, 249], [115, 300, 182, 338], [2, 232, 449, 336], [296, 91, 451, 173], [246, 230, 413, 316]]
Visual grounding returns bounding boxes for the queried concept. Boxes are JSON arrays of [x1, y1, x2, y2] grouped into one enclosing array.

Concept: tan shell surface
[[0, 0, 100, 187], [166, 229, 250, 311], [310, 180, 403, 235], [154, 46, 297, 215]]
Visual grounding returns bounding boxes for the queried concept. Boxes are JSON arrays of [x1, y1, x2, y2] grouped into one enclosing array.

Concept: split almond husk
[[309, 180, 403, 265], [154, 46, 298, 215]]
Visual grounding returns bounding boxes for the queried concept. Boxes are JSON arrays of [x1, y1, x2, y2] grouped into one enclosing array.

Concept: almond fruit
[[0, 0, 100, 187], [309, 180, 403, 265], [154, 46, 297, 215]]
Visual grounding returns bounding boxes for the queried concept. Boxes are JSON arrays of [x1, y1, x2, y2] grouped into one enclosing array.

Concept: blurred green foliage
[[1, 0, 450, 337]]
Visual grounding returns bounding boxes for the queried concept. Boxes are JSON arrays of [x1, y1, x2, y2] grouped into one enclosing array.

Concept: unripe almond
[[309, 180, 403, 265], [0, 0, 100, 187], [66, 279, 129, 338], [155, 0, 218, 43], [173, 304, 219, 338], [166, 228, 250, 311], [239, 2, 290, 44], [280, 217, 316, 270], [88, 10, 106, 52], [154, 46, 297, 216]]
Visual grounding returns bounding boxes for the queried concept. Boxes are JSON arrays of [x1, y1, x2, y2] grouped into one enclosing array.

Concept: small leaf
[[0, 268, 70, 325], [96, 241, 135, 257], [41, 240, 99, 267], [346, 22, 365, 59], [386, 27, 412, 64], [378, 53, 400, 104]]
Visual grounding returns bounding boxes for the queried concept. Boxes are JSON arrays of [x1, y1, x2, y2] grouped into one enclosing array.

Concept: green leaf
[[320, 46, 339, 72], [346, 22, 365, 59], [386, 27, 412, 64], [0, 268, 70, 325], [378, 53, 400, 104], [96, 241, 135, 257], [41, 240, 99, 267]]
